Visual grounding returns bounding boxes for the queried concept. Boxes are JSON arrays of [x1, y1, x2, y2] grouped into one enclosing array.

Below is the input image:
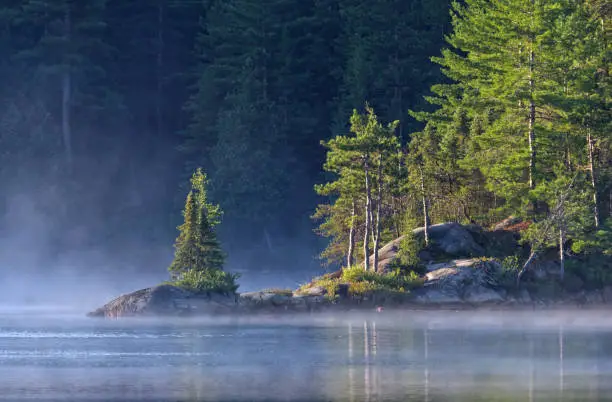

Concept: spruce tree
[[169, 169, 225, 278]]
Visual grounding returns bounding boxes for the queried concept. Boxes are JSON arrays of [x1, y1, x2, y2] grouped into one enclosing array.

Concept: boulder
[[298, 286, 327, 297], [238, 291, 326, 312], [239, 291, 292, 306], [369, 223, 485, 272], [413, 258, 505, 305], [86, 284, 237, 318], [415, 222, 485, 257]]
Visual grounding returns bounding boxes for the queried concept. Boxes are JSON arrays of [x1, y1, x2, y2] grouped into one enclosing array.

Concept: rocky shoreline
[[86, 283, 612, 319], [87, 258, 612, 318], [87, 222, 612, 318]]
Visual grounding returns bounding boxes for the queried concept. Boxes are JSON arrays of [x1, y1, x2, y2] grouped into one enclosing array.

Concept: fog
[[2, 309, 612, 401], [0, 175, 325, 313]]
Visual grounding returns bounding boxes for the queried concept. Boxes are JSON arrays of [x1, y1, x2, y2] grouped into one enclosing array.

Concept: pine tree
[[412, 0, 586, 218], [169, 169, 225, 278], [316, 106, 399, 271]]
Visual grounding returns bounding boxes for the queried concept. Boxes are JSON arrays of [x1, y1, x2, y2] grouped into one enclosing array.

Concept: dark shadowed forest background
[[0, 0, 609, 299], [0, 0, 450, 284]]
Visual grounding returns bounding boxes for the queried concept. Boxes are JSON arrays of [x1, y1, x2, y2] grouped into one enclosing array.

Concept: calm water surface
[[2, 309, 612, 401]]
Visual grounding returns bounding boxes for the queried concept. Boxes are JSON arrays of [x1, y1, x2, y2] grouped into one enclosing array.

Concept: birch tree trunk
[[62, 4, 72, 169], [419, 165, 430, 246], [372, 154, 383, 273], [363, 158, 371, 272], [527, 46, 536, 190], [587, 128, 600, 228], [347, 199, 356, 269], [559, 226, 565, 281]]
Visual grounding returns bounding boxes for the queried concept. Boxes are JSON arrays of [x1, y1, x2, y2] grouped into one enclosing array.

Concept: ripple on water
[[0, 331, 227, 339]]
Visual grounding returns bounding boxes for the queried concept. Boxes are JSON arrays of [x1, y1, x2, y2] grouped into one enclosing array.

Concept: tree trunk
[[347, 199, 356, 269], [559, 226, 565, 281], [363, 158, 371, 272], [156, 0, 164, 140], [587, 128, 600, 228], [373, 154, 383, 273], [62, 4, 72, 169], [419, 166, 430, 246], [517, 250, 538, 285], [528, 47, 536, 190]]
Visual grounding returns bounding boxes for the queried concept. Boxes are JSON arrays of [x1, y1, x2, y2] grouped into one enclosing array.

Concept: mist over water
[[1, 310, 612, 401]]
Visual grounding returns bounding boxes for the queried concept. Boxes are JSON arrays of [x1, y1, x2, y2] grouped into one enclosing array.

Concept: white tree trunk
[[528, 47, 536, 190], [419, 166, 430, 246], [587, 129, 600, 228], [62, 4, 72, 169], [347, 199, 356, 269], [373, 154, 383, 273], [363, 159, 371, 272], [559, 226, 565, 281]]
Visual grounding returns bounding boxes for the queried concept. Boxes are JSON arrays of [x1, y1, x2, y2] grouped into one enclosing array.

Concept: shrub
[[495, 255, 522, 290], [297, 265, 426, 300], [389, 231, 425, 274], [341, 265, 379, 282], [348, 281, 383, 295], [173, 269, 240, 295], [343, 266, 424, 292]]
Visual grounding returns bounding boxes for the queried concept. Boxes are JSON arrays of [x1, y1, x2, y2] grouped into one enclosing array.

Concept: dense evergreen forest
[[316, 0, 612, 278], [0, 0, 609, 278], [0, 0, 449, 273]]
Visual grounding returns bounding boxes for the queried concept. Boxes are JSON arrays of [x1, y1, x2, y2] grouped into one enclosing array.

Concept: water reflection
[[338, 319, 611, 402], [3, 313, 612, 401]]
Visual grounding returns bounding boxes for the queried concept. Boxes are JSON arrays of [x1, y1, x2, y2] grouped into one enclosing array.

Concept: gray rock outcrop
[[413, 258, 504, 304], [86, 284, 238, 318], [370, 222, 485, 272]]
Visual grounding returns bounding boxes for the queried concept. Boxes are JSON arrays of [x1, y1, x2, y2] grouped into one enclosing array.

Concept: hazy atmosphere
[[0, 0, 611, 400]]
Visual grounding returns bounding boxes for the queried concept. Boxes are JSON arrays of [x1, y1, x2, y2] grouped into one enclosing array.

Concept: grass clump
[[492, 255, 521, 290], [299, 266, 425, 299], [171, 269, 240, 295]]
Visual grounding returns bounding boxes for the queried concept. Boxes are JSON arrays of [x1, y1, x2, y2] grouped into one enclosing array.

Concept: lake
[[1, 309, 612, 401]]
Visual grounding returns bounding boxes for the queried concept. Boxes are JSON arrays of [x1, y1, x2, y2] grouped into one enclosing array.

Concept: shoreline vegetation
[[89, 0, 611, 318]]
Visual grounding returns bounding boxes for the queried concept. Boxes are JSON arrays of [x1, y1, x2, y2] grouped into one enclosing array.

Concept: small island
[[88, 1, 611, 319], [89, 162, 612, 318]]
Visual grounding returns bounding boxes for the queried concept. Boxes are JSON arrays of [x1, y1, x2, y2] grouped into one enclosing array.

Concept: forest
[[0, 0, 609, 280]]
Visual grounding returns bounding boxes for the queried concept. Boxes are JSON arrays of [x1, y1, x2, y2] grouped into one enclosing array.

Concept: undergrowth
[[169, 269, 241, 295], [297, 265, 424, 300]]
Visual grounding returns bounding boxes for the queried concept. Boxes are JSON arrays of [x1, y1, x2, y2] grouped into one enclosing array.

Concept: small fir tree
[[169, 170, 225, 279]]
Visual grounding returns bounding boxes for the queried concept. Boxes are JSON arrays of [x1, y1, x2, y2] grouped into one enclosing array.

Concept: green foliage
[[172, 269, 240, 295], [333, 0, 449, 139], [299, 266, 424, 299], [407, 0, 611, 277], [390, 232, 425, 273], [190, 168, 222, 228], [571, 220, 612, 255], [496, 255, 522, 290], [565, 252, 612, 290], [314, 105, 400, 267], [169, 169, 226, 278]]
